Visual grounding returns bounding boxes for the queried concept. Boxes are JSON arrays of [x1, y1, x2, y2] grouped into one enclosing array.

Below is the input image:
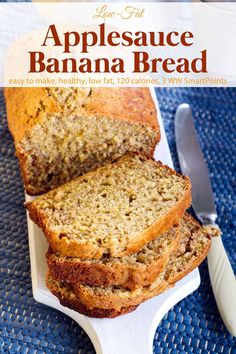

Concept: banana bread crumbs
[[26, 154, 191, 259], [5, 87, 160, 195]]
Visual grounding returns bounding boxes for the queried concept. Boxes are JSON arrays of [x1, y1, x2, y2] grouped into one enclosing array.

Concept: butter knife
[[175, 103, 236, 337]]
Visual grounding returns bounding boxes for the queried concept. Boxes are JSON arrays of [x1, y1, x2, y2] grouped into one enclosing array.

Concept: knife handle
[[206, 230, 236, 337]]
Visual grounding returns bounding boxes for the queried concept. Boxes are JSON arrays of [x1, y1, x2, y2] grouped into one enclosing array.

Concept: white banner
[[1, 2, 236, 87]]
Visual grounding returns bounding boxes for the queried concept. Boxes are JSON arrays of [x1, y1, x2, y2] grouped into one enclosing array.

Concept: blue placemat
[[0, 87, 235, 354]]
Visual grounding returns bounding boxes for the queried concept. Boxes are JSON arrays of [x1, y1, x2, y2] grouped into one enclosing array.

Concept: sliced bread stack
[[26, 154, 213, 318]]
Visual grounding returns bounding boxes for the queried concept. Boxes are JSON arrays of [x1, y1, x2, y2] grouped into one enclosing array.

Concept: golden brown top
[[4, 87, 159, 144]]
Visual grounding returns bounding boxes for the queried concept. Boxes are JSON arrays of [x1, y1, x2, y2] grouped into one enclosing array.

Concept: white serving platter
[[26, 88, 200, 354]]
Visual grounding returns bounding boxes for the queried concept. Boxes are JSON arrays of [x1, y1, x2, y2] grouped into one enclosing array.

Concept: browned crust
[[16, 145, 35, 195], [5, 87, 160, 195], [58, 297, 137, 318], [46, 275, 137, 318], [26, 156, 191, 259], [4, 88, 60, 144], [46, 228, 180, 290]]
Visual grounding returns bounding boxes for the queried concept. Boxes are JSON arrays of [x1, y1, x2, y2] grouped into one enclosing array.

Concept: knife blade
[[175, 103, 217, 225], [175, 103, 236, 337]]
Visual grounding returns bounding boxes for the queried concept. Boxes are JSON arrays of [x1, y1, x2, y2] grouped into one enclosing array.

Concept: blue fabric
[[0, 87, 235, 353]]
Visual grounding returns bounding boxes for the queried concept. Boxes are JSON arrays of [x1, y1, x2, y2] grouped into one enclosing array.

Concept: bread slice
[[47, 224, 180, 290], [26, 154, 191, 259], [70, 214, 212, 311], [46, 275, 137, 318], [5, 87, 160, 195]]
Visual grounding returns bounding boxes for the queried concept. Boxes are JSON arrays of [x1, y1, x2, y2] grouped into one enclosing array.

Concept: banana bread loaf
[[5, 87, 160, 195]]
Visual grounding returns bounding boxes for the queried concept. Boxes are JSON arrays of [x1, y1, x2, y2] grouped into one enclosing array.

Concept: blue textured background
[[0, 87, 235, 353]]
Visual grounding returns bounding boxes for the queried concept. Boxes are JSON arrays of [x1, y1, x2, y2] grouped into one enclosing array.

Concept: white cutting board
[[26, 88, 200, 354]]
